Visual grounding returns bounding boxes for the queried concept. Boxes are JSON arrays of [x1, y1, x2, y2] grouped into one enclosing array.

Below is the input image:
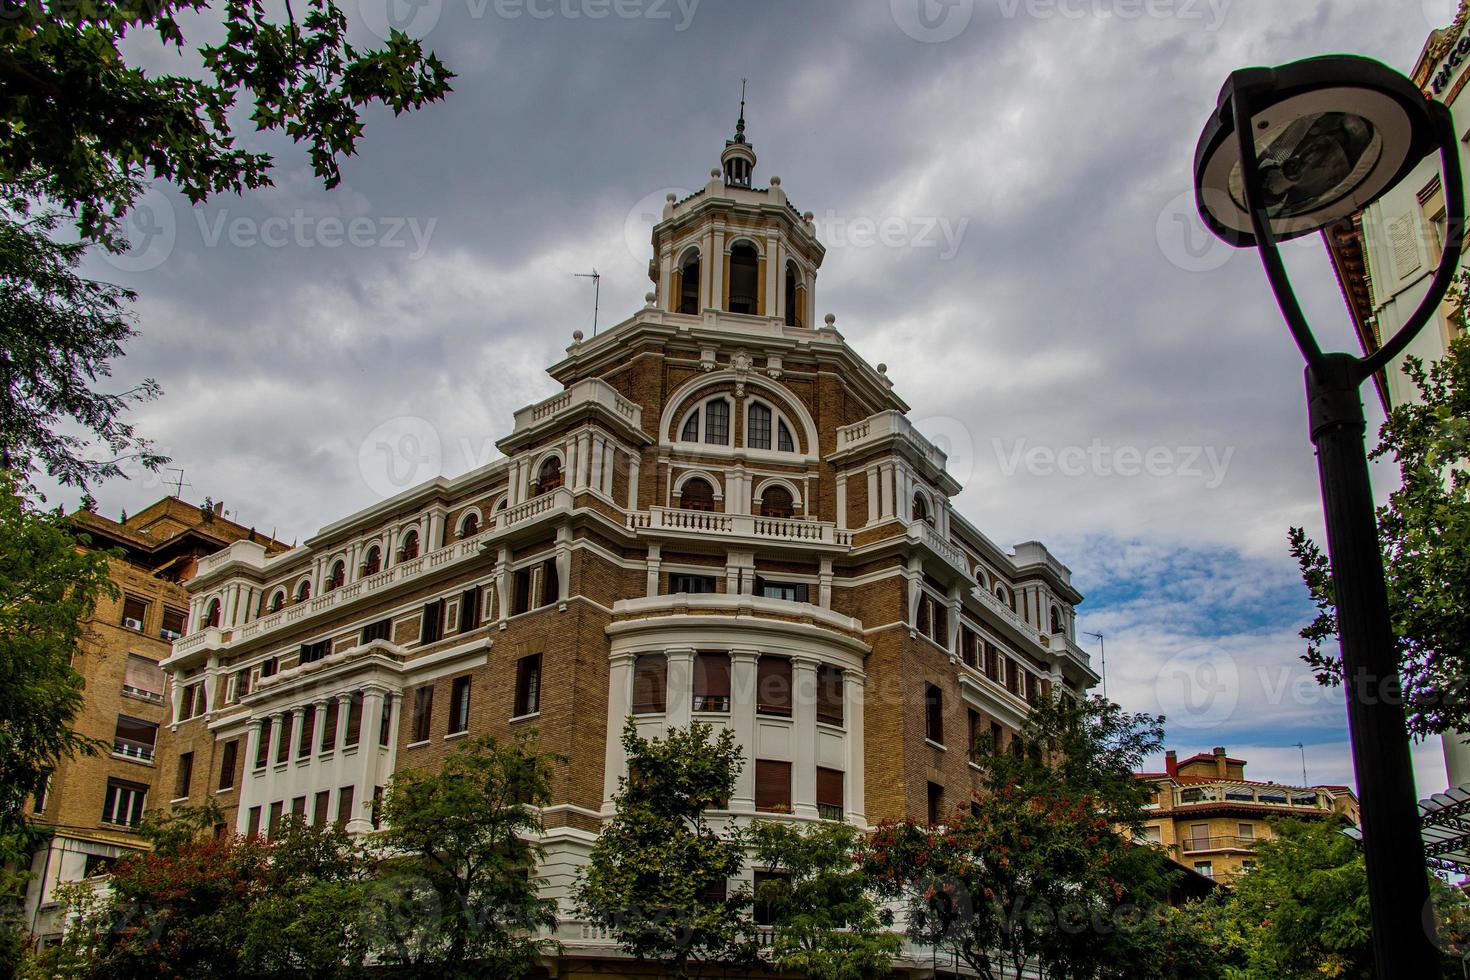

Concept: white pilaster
[[791, 657, 819, 819], [627, 454, 641, 511], [844, 669, 867, 824], [835, 472, 848, 530], [603, 653, 636, 813], [730, 650, 759, 814], [666, 648, 696, 729]]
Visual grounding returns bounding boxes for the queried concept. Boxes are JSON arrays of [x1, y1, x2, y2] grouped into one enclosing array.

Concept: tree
[[576, 721, 757, 979], [0, 479, 114, 862], [861, 695, 1182, 980], [43, 805, 373, 980], [372, 734, 558, 979], [0, 0, 453, 492], [1290, 316, 1470, 738], [748, 819, 900, 980]]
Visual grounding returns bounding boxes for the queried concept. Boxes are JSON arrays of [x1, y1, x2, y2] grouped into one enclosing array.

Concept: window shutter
[[757, 657, 792, 716], [694, 653, 730, 711], [754, 760, 792, 812], [816, 665, 844, 725], [123, 655, 164, 696], [816, 767, 844, 810], [345, 695, 362, 745], [632, 654, 667, 714]]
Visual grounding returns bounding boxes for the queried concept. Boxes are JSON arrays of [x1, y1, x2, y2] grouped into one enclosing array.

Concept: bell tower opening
[[677, 248, 701, 314], [784, 260, 804, 328], [728, 243, 759, 315]]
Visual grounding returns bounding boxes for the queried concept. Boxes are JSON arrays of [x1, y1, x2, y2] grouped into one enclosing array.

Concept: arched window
[[777, 419, 795, 453], [759, 485, 794, 519], [913, 492, 934, 527], [680, 409, 699, 442], [460, 513, 480, 538], [1050, 606, 1063, 634], [747, 403, 772, 450], [268, 590, 286, 613], [680, 477, 716, 512], [399, 530, 420, 562], [205, 598, 221, 628], [728, 242, 759, 315], [535, 457, 563, 495], [362, 546, 382, 577], [678, 250, 701, 315], [784, 261, 804, 328], [326, 561, 345, 592], [493, 498, 508, 525], [295, 580, 312, 603]]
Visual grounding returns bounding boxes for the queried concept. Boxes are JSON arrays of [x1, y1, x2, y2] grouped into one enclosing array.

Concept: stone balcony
[[625, 507, 853, 551], [501, 377, 648, 453]]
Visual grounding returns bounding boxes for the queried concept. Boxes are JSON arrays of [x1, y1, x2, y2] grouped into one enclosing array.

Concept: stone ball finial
[[824, 313, 836, 326], [770, 176, 781, 186], [711, 167, 722, 178], [803, 211, 815, 222], [645, 292, 656, 306], [877, 362, 888, 374], [666, 192, 677, 202], [573, 330, 584, 342]]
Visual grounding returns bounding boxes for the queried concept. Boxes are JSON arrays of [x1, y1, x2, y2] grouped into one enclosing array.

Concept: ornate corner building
[[158, 117, 1099, 962]]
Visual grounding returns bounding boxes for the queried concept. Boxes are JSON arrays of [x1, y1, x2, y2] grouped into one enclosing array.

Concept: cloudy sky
[[57, 0, 1465, 794]]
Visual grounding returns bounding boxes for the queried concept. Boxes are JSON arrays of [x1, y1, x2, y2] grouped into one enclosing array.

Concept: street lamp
[[1193, 54, 1465, 979]]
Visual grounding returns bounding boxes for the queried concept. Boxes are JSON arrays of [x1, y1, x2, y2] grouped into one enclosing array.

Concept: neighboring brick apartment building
[[157, 118, 1100, 970], [21, 498, 287, 942], [1136, 748, 1360, 883]]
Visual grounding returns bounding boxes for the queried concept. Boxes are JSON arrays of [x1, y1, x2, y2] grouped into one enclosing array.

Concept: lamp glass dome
[[1193, 56, 1439, 248]]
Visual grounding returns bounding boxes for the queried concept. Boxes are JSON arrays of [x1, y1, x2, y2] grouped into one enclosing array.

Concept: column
[[603, 653, 637, 813], [708, 230, 723, 311], [169, 671, 185, 725], [947, 584, 963, 655], [496, 546, 512, 622], [899, 466, 913, 523], [908, 556, 923, 630], [879, 463, 894, 519], [266, 712, 284, 767], [791, 657, 819, 819], [555, 525, 571, 606], [576, 433, 592, 491], [765, 235, 781, 314], [645, 545, 661, 598], [666, 648, 696, 729], [844, 669, 867, 823], [867, 467, 879, 525], [589, 434, 606, 494], [311, 701, 328, 757], [602, 442, 616, 497], [383, 692, 404, 773], [350, 689, 386, 833], [729, 650, 760, 814], [236, 719, 266, 832], [627, 453, 641, 511], [835, 473, 848, 530], [223, 584, 239, 628], [204, 655, 220, 713], [819, 559, 834, 610], [429, 510, 445, 551], [289, 705, 306, 762], [335, 694, 352, 752]]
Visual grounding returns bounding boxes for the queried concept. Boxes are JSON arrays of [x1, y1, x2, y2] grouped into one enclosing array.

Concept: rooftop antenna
[[574, 269, 601, 335], [1294, 742, 1309, 787], [1082, 631, 1107, 699], [165, 467, 192, 499]]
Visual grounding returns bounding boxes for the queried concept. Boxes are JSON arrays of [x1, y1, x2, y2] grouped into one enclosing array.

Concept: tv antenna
[[1082, 631, 1108, 699], [574, 269, 601, 335], [1294, 742, 1309, 787], [165, 467, 192, 499]]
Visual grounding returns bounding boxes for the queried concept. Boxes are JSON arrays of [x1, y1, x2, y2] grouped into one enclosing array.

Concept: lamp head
[[1194, 55, 1441, 247]]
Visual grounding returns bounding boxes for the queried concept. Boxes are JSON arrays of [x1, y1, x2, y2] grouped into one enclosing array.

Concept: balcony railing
[[817, 803, 844, 821], [121, 685, 164, 704], [112, 738, 156, 762], [627, 507, 853, 547], [1181, 835, 1258, 853]]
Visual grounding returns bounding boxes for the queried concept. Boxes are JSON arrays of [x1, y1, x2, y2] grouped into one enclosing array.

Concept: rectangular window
[[218, 740, 238, 791], [345, 694, 363, 746], [927, 782, 944, 826], [924, 684, 944, 745], [174, 752, 193, 799], [160, 607, 187, 640], [704, 399, 729, 444], [1005, 658, 1021, 695], [33, 771, 50, 814], [411, 686, 434, 743], [102, 779, 147, 827], [291, 796, 307, 821], [632, 654, 667, 714], [379, 698, 393, 746], [298, 705, 316, 757], [693, 652, 731, 713], [268, 801, 283, 838], [460, 588, 482, 631], [967, 709, 981, 763], [539, 559, 559, 608], [1193, 861, 1213, 879], [361, 619, 392, 645], [372, 786, 384, 830], [515, 655, 543, 717], [121, 596, 149, 631], [122, 654, 165, 703], [990, 722, 1005, 756], [755, 578, 808, 603], [753, 870, 786, 926], [246, 806, 262, 838], [255, 719, 272, 769], [747, 404, 772, 450], [984, 642, 1000, 682], [1189, 823, 1210, 848], [757, 656, 792, 716], [299, 640, 330, 665], [961, 628, 980, 668], [670, 573, 717, 595], [420, 600, 445, 644], [113, 715, 158, 762], [816, 767, 844, 821], [754, 759, 792, 813], [313, 790, 330, 826], [1238, 823, 1255, 840], [321, 701, 338, 751], [336, 786, 355, 827], [511, 569, 532, 615], [449, 676, 472, 734], [815, 665, 844, 726], [276, 713, 293, 764]]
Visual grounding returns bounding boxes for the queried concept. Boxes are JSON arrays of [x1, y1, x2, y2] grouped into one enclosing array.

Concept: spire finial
[[734, 78, 747, 144]]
